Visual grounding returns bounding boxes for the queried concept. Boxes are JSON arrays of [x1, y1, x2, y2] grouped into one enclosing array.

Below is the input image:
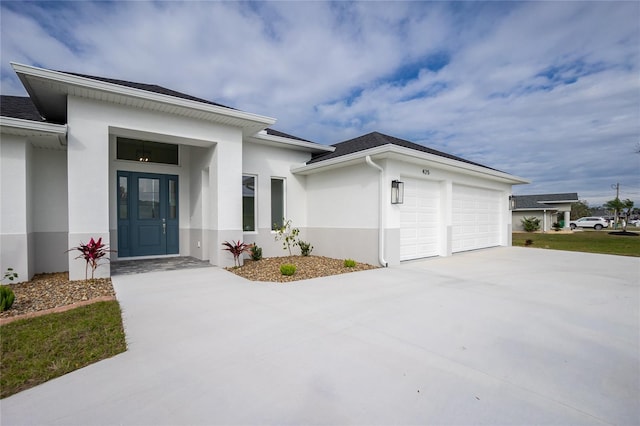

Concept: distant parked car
[[569, 217, 609, 230], [629, 219, 640, 227]]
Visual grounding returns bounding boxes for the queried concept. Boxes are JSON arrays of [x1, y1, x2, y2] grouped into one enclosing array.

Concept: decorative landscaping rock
[[226, 255, 377, 283]]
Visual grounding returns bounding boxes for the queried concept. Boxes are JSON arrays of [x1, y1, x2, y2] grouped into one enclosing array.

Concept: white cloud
[[1, 1, 638, 206]]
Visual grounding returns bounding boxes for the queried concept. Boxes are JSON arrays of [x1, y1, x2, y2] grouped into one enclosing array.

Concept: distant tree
[[570, 201, 591, 220], [605, 198, 634, 231]]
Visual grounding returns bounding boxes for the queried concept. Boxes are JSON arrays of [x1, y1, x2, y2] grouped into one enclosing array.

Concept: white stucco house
[[511, 193, 579, 232], [0, 63, 528, 281]]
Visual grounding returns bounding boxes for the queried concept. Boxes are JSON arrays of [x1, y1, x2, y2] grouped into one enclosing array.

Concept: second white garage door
[[400, 178, 440, 260], [452, 185, 502, 253]]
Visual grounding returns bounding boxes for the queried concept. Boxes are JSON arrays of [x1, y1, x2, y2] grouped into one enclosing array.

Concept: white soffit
[[11, 63, 276, 136]]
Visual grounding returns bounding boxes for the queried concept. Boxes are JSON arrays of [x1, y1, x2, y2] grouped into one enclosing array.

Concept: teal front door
[[117, 172, 179, 257]]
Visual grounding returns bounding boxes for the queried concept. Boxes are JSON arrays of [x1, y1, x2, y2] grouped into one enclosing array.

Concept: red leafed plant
[[68, 237, 115, 280], [222, 240, 253, 268]]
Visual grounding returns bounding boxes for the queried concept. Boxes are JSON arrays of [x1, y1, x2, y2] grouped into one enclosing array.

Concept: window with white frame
[[271, 178, 285, 230], [242, 175, 256, 232]]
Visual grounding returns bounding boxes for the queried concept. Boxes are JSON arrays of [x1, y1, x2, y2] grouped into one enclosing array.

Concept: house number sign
[[422, 169, 430, 175]]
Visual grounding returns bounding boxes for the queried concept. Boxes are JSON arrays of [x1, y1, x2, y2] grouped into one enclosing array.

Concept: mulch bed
[[227, 255, 378, 283], [0, 272, 115, 321]]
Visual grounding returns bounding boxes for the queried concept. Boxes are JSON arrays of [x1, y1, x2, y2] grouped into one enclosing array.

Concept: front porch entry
[[117, 171, 179, 257]]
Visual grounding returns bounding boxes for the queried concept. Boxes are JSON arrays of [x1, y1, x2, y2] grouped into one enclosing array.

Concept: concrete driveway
[[1, 247, 638, 425]]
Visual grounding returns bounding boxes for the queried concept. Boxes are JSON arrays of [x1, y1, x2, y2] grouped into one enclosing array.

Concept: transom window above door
[[116, 137, 179, 165]]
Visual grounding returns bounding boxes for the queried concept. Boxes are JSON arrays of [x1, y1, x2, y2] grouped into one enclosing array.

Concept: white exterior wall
[[242, 142, 310, 259], [0, 135, 30, 281], [209, 134, 244, 267], [513, 210, 559, 232], [67, 97, 110, 280], [301, 157, 514, 267], [66, 95, 245, 277], [385, 158, 513, 263], [32, 148, 68, 273], [305, 162, 381, 265], [187, 146, 210, 261]]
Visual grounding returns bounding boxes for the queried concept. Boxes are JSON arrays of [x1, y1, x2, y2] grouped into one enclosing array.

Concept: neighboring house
[[511, 193, 579, 231], [0, 63, 528, 281]]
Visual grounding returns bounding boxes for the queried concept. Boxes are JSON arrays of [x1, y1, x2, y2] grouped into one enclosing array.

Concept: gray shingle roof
[[308, 131, 496, 170], [0, 95, 44, 122], [265, 128, 313, 143], [61, 71, 234, 110], [513, 193, 579, 210]]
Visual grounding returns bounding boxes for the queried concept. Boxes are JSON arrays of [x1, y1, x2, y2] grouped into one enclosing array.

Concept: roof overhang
[[246, 131, 335, 154], [513, 207, 559, 212], [536, 199, 579, 204], [292, 144, 530, 185], [11, 62, 276, 136], [0, 116, 68, 149], [0, 116, 67, 136]]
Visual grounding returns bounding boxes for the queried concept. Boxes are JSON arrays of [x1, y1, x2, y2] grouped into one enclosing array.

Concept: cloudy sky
[[1, 1, 638, 206]]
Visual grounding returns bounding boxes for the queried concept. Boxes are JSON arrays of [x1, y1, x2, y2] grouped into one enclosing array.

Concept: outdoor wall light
[[391, 180, 404, 204], [509, 195, 516, 210]]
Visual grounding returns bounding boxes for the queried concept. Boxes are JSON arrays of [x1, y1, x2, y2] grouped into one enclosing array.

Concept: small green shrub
[[521, 216, 541, 232], [299, 241, 314, 257], [344, 259, 356, 268], [280, 264, 297, 276], [552, 222, 561, 231], [274, 219, 299, 255], [525, 239, 533, 246], [0, 285, 15, 312], [250, 243, 263, 261]]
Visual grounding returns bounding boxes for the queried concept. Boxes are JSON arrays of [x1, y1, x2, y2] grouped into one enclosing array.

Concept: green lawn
[[512, 230, 640, 257], [1, 301, 126, 399]]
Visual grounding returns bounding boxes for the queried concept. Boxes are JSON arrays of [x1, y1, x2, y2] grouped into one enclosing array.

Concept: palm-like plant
[[222, 240, 253, 267], [605, 198, 634, 231], [68, 237, 115, 280]]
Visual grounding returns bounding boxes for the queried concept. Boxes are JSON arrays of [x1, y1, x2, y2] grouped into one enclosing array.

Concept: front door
[[117, 171, 179, 257]]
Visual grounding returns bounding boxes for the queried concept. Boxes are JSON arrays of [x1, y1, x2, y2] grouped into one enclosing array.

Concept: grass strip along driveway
[[512, 230, 640, 257], [1, 301, 126, 398]]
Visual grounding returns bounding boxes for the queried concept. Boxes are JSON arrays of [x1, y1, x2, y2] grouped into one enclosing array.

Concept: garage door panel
[[452, 185, 501, 253], [400, 178, 440, 260]]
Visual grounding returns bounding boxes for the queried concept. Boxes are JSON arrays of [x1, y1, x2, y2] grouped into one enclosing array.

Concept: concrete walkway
[[1, 247, 638, 425]]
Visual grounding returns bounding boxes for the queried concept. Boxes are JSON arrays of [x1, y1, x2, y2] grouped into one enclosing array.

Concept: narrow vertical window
[[271, 178, 285, 230], [119, 176, 128, 219], [242, 175, 256, 232], [168, 179, 177, 219]]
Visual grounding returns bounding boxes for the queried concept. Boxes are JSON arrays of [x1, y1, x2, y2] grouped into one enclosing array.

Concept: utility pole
[[612, 182, 620, 199], [610, 183, 620, 228]]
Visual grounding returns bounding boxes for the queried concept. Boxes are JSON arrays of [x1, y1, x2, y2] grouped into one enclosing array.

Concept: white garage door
[[400, 178, 440, 260], [452, 185, 501, 253]]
